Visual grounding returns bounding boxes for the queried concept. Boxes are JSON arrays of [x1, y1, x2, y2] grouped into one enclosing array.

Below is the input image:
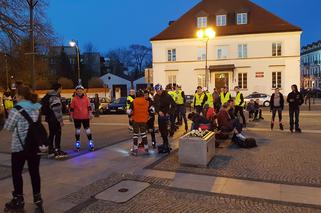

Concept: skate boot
[[4, 192, 24, 212], [75, 141, 81, 152], [271, 122, 274, 130], [144, 144, 149, 153], [279, 123, 284, 131], [89, 140, 95, 151], [131, 145, 138, 156], [33, 193, 44, 213]]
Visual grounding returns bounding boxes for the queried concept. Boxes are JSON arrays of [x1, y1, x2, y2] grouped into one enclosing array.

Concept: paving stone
[[95, 180, 150, 203], [0, 166, 11, 180]]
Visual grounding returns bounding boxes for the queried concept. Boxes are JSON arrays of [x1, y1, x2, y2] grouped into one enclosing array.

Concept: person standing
[[175, 85, 188, 132], [212, 88, 221, 113], [204, 87, 214, 110], [69, 85, 95, 151], [166, 84, 178, 137], [94, 94, 100, 117], [234, 86, 246, 127], [41, 83, 66, 159], [220, 86, 232, 106], [270, 88, 284, 130], [144, 90, 157, 148], [129, 90, 149, 155], [4, 86, 44, 212], [154, 84, 175, 153], [126, 89, 136, 131], [193, 86, 207, 115], [287, 84, 304, 133]]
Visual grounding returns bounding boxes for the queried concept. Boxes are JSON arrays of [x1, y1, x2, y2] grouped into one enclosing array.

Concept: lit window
[[238, 44, 248, 58], [167, 49, 176, 62], [197, 17, 207, 28], [197, 47, 206, 61], [272, 43, 282, 56], [216, 15, 227, 26], [237, 13, 248, 25], [272, 72, 282, 88], [238, 73, 248, 89]]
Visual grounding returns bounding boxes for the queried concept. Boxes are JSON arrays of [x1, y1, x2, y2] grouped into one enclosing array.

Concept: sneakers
[[279, 123, 284, 131], [295, 128, 302, 133], [54, 149, 68, 160], [89, 140, 95, 151], [4, 192, 24, 212]]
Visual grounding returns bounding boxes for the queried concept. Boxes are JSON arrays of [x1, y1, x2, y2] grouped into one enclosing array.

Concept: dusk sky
[[47, 0, 321, 53]]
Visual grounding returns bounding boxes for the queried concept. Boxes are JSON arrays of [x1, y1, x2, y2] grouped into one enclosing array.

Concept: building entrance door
[[214, 73, 229, 91]]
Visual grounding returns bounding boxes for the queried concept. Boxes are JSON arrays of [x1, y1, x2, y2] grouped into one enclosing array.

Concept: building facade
[[151, 0, 302, 96], [301, 40, 321, 89]]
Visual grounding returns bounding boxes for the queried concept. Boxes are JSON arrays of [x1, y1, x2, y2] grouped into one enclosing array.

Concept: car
[[106, 97, 127, 114], [0, 97, 5, 130], [99, 98, 110, 114], [244, 92, 271, 107]]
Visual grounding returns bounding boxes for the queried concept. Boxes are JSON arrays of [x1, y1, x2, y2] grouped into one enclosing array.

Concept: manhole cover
[[95, 180, 150, 203], [118, 188, 129, 193]]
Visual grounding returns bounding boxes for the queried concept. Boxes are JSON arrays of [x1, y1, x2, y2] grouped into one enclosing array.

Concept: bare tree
[[129, 44, 152, 73]]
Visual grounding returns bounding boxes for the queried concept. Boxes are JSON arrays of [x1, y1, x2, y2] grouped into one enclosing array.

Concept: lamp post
[[69, 40, 81, 85], [197, 28, 216, 89]]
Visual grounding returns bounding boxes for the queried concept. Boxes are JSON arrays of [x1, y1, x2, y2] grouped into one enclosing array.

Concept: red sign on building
[[256, 72, 264, 78]]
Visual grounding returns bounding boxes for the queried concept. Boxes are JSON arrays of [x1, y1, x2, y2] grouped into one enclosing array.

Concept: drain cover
[[118, 188, 129, 193], [96, 180, 150, 203]]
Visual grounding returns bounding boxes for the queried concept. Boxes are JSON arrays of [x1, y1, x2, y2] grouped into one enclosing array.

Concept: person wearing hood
[[287, 84, 304, 133], [41, 83, 66, 159], [4, 85, 44, 212], [69, 85, 95, 151]]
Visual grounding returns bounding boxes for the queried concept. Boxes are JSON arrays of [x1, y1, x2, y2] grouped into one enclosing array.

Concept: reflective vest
[[194, 93, 205, 106], [235, 92, 245, 107], [4, 98, 14, 110], [220, 92, 231, 105], [175, 90, 184, 105], [205, 91, 213, 106], [127, 96, 134, 110], [168, 91, 177, 102]]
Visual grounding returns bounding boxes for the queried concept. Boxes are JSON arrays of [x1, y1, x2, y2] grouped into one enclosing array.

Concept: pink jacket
[[70, 95, 92, 120]]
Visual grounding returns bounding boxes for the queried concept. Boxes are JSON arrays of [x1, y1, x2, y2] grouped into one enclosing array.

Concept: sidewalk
[[0, 121, 321, 212]]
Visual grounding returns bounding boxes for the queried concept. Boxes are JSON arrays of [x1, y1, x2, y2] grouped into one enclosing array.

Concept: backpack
[[234, 136, 257, 149], [40, 94, 51, 117], [15, 106, 49, 156]]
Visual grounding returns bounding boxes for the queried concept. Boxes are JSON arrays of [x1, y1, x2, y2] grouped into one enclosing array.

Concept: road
[[0, 114, 131, 157]]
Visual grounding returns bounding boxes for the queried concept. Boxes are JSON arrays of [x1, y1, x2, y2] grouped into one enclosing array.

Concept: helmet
[[136, 89, 144, 97], [75, 85, 85, 90], [154, 84, 163, 91]]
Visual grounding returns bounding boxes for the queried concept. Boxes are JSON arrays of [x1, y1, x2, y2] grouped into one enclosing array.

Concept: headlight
[[118, 107, 123, 110]]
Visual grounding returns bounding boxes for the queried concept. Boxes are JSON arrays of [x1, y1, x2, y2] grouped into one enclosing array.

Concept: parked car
[[99, 98, 109, 114], [0, 97, 5, 130], [244, 92, 271, 107], [185, 95, 194, 108], [106, 97, 127, 114]]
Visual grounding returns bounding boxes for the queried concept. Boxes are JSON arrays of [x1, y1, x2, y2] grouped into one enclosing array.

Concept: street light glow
[[69, 40, 76, 47], [197, 30, 204, 39], [197, 28, 216, 39]]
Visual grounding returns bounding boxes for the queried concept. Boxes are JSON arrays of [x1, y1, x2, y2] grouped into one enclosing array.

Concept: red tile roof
[[151, 0, 301, 41]]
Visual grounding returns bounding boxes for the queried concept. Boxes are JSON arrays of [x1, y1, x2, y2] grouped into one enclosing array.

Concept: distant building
[[151, 0, 302, 96], [48, 46, 77, 78], [301, 40, 321, 89], [82, 52, 101, 77]]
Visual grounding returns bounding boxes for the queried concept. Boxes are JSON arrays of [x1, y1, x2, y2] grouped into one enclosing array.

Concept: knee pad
[[76, 129, 81, 135], [85, 128, 91, 135]]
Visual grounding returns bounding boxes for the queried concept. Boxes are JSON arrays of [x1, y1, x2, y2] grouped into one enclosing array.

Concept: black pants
[[169, 112, 176, 136], [289, 108, 300, 130], [271, 107, 283, 122], [177, 105, 188, 130], [254, 109, 263, 119], [234, 106, 246, 125], [147, 117, 156, 143], [195, 106, 203, 115], [48, 120, 62, 150], [158, 115, 169, 146], [11, 152, 41, 195]]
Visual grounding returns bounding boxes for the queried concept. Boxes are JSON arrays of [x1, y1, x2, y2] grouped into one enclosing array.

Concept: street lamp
[[69, 40, 81, 85], [197, 27, 216, 89]]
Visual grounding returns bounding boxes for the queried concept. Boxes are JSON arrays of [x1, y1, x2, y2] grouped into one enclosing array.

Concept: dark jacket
[[154, 91, 175, 115], [270, 93, 284, 110], [190, 113, 210, 130], [216, 109, 233, 131], [287, 91, 304, 109], [41, 90, 63, 123]]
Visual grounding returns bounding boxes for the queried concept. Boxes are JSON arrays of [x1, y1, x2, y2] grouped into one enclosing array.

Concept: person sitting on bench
[[188, 112, 212, 131]]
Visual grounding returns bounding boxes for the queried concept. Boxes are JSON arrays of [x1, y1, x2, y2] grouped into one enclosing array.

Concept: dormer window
[[216, 15, 227, 26], [237, 13, 248, 25], [197, 17, 207, 28]]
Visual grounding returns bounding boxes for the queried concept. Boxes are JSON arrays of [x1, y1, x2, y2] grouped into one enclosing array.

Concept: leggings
[[271, 107, 283, 122]]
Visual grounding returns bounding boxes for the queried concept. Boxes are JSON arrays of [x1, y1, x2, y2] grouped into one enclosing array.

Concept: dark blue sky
[[47, 0, 321, 53]]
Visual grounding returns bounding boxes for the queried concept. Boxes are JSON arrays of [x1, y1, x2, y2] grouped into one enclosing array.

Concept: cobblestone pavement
[[64, 174, 321, 213], [0, 166, 11, 180], [149, 130, 321, 187]]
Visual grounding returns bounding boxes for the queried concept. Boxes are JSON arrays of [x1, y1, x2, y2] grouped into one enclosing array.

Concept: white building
[[151, 0, 302, 96]]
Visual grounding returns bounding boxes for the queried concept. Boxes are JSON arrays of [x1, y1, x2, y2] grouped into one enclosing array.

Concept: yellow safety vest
[[168, 91, 177, 102], [175, 90, 184, 105], [205, 91, 213, 107], [4, 99, 14, 110], [194, 93, 205, 106], [235, 92, 245, 107], [127, 96, 134, 109], [220, 92, 231, 105]]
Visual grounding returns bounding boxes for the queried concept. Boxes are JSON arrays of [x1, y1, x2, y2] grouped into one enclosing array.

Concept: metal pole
[[76, 45, 81, 85]]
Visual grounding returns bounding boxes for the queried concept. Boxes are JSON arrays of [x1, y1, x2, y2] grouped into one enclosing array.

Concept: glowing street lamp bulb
[[205, 28, 215, 39], [69, 40, 76, 47], [197, 30, 204, 39]]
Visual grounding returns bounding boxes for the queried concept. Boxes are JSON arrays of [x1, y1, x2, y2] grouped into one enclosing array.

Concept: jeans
[[158, 115, 169, 146], [11, 152, 41, 195], [195, 106, 203, 115], [234, 106, 246, 125], [177, 104, 188, 129], [289, 108, 300, 130], [133, 122, 147, 146], [147, 117, 156, 144], [48, 120, 62, 150], [271, 107, 283, 122]]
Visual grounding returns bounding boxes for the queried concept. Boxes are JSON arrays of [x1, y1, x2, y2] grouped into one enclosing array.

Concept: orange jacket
[[132, 97, 149, 123]]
